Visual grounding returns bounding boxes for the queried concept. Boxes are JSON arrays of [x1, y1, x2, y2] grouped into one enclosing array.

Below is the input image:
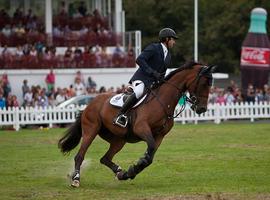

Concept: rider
[[114, 28, 178, 127]]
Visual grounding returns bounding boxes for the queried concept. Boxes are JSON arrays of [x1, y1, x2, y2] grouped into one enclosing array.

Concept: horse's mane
[[164, 61, 202, 81]]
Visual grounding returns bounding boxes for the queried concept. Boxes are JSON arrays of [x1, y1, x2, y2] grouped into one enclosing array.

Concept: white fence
[[1, 102, 270, 131]]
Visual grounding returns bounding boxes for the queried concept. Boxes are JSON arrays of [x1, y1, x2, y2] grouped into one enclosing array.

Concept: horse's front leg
[[117, 133, 157, 180]]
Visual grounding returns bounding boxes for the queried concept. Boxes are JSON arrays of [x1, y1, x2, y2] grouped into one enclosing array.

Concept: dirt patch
[[134, 193, 270, 200]]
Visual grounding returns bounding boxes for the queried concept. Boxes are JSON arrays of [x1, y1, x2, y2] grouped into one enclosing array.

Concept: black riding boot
[[114, 93, 137, 127]]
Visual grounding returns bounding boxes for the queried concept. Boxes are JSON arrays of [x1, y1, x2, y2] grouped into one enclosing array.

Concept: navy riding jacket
[[129, 43, 173, 87]]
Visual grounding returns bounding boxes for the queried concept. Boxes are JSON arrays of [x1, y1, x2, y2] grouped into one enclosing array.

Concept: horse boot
[[114, 93, 137, 128]]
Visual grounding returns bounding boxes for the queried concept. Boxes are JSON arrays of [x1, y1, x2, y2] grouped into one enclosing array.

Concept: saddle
[[109, 88, 147, 108]]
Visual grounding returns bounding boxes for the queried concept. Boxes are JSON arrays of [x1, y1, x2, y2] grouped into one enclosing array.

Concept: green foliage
[[0, 123, 270, 200], [124, 0, 270, 73]]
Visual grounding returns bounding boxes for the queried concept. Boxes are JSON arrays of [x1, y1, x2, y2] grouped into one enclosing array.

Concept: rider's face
[[167, 38, 176, 49]]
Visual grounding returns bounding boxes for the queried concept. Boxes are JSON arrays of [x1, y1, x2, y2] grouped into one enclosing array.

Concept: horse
[[58, 61, 215, 187]]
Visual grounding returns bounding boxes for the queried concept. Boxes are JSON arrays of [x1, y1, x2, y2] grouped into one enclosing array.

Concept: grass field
[[0, 123, 270, 200]]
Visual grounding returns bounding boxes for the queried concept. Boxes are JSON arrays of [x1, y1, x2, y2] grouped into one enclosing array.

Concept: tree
[[123, 0, 270, 73]]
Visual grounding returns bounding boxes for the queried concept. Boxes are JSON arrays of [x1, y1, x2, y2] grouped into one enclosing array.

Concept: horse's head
[[186, 64, 216, 114]]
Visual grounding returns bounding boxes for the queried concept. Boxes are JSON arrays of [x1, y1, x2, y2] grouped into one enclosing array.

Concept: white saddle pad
[[110, 93, 147, 108]]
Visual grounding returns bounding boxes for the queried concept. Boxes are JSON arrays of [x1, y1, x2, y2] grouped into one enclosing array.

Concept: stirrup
[[114, 115, 128, 128]]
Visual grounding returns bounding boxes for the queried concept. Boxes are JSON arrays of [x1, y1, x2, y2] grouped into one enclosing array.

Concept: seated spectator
[[53, 25, 63, 37], [96, 46, 110, 67], [74, 46, 83, 66], [125, 47, 135, 67], [112, 43, 125, 67], [55, 88, 67, 105], [14, 45, 24, 58], [1, 24, 12, 37], [11, 95, 19, 107], [48, 93, 57, 107], [78, 1, 87, 17]]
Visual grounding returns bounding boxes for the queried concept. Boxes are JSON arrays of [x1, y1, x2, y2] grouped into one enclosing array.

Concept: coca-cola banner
[[241, 47, 270, 67]]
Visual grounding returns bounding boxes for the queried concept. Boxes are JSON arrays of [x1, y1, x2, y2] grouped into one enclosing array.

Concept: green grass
[[0, 123, 270, 200]]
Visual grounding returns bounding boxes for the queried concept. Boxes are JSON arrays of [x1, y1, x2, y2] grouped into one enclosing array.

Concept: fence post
[[14, 107, 20, 131], [214, 103, 221, 124]]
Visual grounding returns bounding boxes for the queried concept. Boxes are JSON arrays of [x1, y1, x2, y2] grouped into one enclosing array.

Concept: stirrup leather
[[114, 114, 128, 128]]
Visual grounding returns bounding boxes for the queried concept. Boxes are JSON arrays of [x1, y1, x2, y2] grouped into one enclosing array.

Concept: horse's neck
[[158, 70, 189, 107]]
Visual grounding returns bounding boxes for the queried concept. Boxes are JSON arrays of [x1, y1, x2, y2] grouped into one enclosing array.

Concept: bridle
[[147, 64, 214, 134], [154, 65, 213, 118]]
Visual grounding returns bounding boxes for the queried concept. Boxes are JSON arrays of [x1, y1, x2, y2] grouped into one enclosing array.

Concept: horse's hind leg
[[100, 137, 126, 176], [71, 120, 99, 187], [117, 123, 157, 180]]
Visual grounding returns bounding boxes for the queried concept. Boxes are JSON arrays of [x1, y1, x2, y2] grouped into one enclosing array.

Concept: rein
[[153, 66, 207, 120]]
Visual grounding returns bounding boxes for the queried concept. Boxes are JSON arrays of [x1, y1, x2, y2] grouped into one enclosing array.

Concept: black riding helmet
[[159, 28, 178, 41]]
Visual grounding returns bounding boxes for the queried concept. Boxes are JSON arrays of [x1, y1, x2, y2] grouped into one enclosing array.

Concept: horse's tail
[[58, 112, 82, 153]]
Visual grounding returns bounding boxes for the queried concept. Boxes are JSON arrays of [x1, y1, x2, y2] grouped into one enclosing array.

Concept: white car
[[57, 94, 97, 108]]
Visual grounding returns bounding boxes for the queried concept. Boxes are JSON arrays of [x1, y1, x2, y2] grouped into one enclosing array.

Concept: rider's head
[[159, 28, 178, 48]]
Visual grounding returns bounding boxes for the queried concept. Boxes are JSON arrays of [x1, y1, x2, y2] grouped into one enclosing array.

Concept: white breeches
[[132, 80, 145, 99]]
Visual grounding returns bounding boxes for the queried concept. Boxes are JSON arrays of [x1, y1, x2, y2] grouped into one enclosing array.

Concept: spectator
[[74, 70, 85, 85], [208, 87, 218, 104], [55, 88, 67, 105], [23, 87, 33, 107], [11, 95, 19, 107], [1, 73, 11, 98], [78, 1, 87, 17], [255, 89, 264, 103], [224, 87, 235, 104], [87, 76, 97, 90], [1, 24, 12, 37], [45, 68, 55, 92], [246, 84, 255, 103], [67, 84, 76, 98], [0, 92, 6, 109], [74, 46, 83, 66], [216, 90, 226, 105], [38, 89, 48, 108], [22, 79, 30, 98], [99, 86, 106, 93], [74, 77, 86, 96], [48, 93, 57, 107]]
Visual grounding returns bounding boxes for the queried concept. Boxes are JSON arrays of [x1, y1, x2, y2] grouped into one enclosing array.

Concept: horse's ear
[[210, 65, 217, 73], [204, 65, 217, 74]]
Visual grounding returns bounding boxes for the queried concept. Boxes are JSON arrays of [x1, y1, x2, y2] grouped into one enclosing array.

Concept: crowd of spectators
[[208, 80, 270, 105], [0, 4, 135, 69], [0, 3, 118, 47], [1, 71, 270, 110], [0, 43, 136, 68], [0, 71, 127, 109]]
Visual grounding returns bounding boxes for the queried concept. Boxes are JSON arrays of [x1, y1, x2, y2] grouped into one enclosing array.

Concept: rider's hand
[[152, 71, 162, 80]]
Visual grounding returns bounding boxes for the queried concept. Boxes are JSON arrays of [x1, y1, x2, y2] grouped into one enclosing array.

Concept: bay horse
[[58, 61, 215, 187]]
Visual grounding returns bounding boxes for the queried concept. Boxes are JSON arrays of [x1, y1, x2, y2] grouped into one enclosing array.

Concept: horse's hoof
[[116, 170, 128, 180], [71, 180, 80, 188]]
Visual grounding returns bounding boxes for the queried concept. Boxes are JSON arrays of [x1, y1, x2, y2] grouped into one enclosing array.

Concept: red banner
[[241, 47, 270, 67]]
